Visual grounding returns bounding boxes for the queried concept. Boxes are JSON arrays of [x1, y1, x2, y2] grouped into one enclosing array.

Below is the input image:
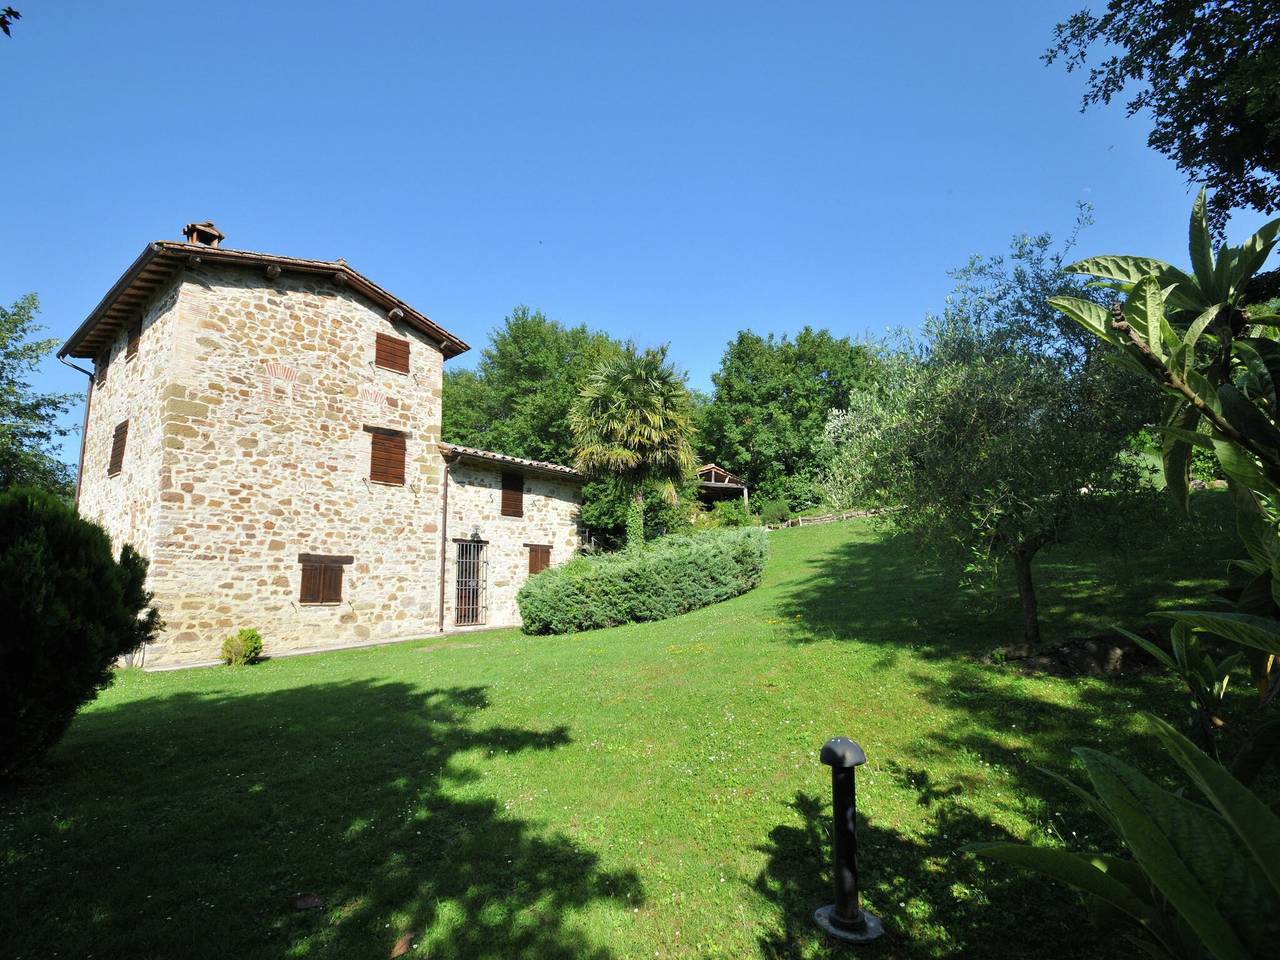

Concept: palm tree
[[571, 345, 697, 548]]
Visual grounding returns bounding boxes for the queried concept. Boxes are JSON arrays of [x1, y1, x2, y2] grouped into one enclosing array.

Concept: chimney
[[182, 220, 225, 247]]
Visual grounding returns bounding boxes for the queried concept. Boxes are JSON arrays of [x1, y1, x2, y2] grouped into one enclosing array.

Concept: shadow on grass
[[754, 791, 1118, 960], [1, 680, 640, 959], [774, 492, 1235, 658]]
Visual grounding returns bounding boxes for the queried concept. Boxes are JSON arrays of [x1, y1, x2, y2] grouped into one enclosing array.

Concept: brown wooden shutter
[[375, 333, 411, 374], [298, 554, 352, 604], [369, 430, 406, 485], [321, 564, 344, 603], [501, 471, 524, 517], [126, 323, 141, 359], [527, 544, 550, 575], [107, 420, 128, 476], [300, 564, 322, 603]]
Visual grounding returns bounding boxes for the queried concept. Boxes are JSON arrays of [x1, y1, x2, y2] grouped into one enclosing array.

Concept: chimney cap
[[182, 220, 225, 247]]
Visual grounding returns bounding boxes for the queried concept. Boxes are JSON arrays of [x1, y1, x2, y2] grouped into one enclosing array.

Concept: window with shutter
[[298, 554, 353, 604], [107, 420, 128, 476], [526, 544, 551, 575], [375, 333, 411, 374], [367, 428, 406, 485], [126, 323, 141, 359], [501, 471, 524, 517]]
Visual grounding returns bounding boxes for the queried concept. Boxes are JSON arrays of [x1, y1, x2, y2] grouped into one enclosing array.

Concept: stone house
[[59, 222, 584, 669]]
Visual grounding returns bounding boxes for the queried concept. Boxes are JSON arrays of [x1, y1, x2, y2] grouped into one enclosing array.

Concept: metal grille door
[[455, 540, 488, 626]]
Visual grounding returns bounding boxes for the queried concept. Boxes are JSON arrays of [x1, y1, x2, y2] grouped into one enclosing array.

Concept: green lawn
[[1, 499, 1241, 959]]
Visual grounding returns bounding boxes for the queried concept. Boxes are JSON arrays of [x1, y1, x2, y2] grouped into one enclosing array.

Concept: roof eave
[[58, 243, 163, 359], [59, 242, 471, 361]]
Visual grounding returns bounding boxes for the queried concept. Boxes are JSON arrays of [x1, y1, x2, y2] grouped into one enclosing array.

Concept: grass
[[0, 495, 1242, 959]]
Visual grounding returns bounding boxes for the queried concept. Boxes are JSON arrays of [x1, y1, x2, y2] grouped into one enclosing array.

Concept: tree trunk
[[625, 489, 645, 550], [1012, 544, 1041, 648]]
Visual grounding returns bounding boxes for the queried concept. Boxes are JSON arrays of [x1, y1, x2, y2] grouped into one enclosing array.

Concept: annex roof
[[59, 240, 470, 361], [439, 443, 583, 481], [697, 463, 746, 487]]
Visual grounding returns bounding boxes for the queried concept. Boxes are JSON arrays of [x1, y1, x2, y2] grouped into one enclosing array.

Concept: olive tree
[[828, 228, 1156, 646]]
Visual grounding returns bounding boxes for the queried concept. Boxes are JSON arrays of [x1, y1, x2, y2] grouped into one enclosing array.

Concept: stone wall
[[77, 259, 585, 667], [442, 461, 582, 630], [78, 274, 183, 557]]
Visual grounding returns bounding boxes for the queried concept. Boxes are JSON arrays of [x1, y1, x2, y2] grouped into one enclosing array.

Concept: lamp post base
[[813, 905, 884, 944]]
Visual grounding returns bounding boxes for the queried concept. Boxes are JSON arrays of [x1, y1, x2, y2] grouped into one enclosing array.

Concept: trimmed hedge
[[518, 527, 768, 634]]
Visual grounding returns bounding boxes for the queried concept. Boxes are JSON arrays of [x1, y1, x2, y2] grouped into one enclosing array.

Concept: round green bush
[[758, 500, 792, 525], [0, 486, 161, 779], [220, 628, 264, 666], [517, 527, 768, 634]]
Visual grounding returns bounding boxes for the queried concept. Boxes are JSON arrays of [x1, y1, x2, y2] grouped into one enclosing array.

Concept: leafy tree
[[1, 486, 161, 780], [1046, 0, 1280, 233], [571, 345, 697, 549], [700, 327, 875, 509], [831, 230, 1156, 646], [973, 191, 1280, 960], [442, 306, 623, 465], [1, 7, 19, 39], [1, 294, 75, 496], [578, 473, 700, 546]]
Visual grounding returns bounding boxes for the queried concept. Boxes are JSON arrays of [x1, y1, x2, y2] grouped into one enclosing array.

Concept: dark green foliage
[[0, 486, 160, 779], [709, 498, 754, 528], [700, 327, 876, 509], [1046, 0, 1280, 234], [571, 344, 698, 549], [0, 294, 76, 497], [517, 528, 768, 634], [221, 628, 264, 666], [441, 306, 623, 465], [837, 225, 1159, 646], [579, 475, 698, 545], [757, 499, 791, 525]]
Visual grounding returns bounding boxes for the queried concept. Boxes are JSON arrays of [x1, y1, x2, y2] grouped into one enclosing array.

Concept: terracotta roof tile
[[439, 443, 583, 479]]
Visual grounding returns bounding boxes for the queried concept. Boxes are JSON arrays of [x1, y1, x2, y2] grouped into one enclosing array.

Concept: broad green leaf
[[1147, 425, 1212, 450], [1161, 405, 1200, 514], [1036, 763, 1121, 835], [1233, 491, 1277, 569], [966, 843, 1151, 922], [1234, 218, 1280, 294], [1114, 625, 1176, 670], [1234, 338, 1280, 415], [1219, 383, 1280, 457], [1125, 277, 1172, 359], [1180, 304, 1222, 377], [1146, 714, 1280, 902], [1213, 436, 1273, 494], [1078, 749, 1257, 960], [1248, 311, 1280, 327], [1152, 611, 1280, 656], [1065, 255, 1174, 284], [1211, 241, 1235, 303], [1189, 189, 1216, 292], [1164, 438, 1193, 514], [1048, 296, 1116, 343]]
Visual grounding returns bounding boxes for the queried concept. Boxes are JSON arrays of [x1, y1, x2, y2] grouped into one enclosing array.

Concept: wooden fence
[[764, 508, 875, 531]]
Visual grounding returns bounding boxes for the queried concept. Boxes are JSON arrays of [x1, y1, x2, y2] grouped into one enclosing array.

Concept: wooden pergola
[[696, 463, 748, 506]]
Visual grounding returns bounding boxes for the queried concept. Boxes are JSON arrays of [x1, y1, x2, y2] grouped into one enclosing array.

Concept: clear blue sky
[[2, 1, 1271, 465]]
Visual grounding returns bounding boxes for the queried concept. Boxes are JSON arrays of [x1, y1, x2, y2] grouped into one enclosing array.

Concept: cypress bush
[[517, 527, 768, 634], [0, 487, 161, 779], [220, 628, 264, 666]]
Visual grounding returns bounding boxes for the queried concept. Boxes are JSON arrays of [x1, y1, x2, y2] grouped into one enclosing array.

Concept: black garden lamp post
[[813, 736, 884, 944]]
